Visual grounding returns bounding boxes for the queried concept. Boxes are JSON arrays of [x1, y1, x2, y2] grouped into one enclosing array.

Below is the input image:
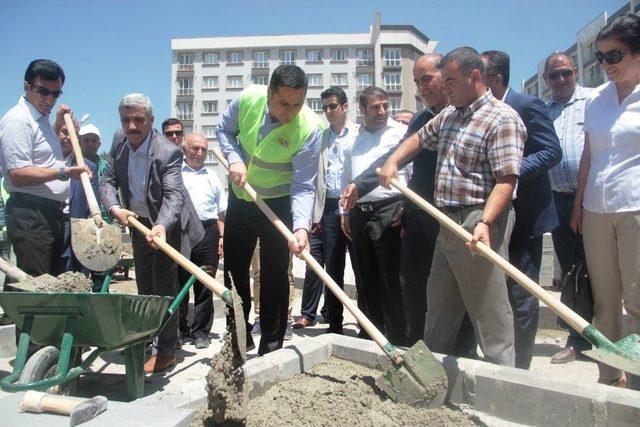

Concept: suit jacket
[[312, 130, 332, 223], [69, 156, 97, 219], [99, 128, 204, 256], [504, 88, 562, 238]]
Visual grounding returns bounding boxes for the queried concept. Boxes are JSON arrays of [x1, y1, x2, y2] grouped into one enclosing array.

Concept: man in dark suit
[[100, 93, 204, 373], [482, 51, 562, 369]]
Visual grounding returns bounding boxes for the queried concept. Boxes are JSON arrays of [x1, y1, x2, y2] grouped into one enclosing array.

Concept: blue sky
[[0, 0, 627, 151]]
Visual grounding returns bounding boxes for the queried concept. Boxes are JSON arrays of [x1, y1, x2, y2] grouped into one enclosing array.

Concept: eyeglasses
[[595, 49, 630, 65], [547, 69, 574, 80], [30, 84, 63, 98], [321, 103, 341, 112], [164, 130, 184, 137]]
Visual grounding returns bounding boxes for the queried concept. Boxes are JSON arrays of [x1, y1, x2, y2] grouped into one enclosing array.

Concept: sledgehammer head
[[70, 396, 108, 426]]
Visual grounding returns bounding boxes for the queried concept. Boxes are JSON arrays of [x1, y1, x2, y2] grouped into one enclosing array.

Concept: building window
[[183, 126, 193, 135], [306, 49, 323, 63], [251, 75, 268, 85], [202, 76, 219, 89], [206, 150, 216, 163], [176, 102, 193, 120], [356, 49, 373, 66], [356, 73, 373, 90], [383, 48, 401, 66], [588, 65, 603, 86], [280, 50, 296, 65], [252, 51, 269, 68], [203, 126, 216, 139], [331, 73, 348, 86], [227, 51, 244, 64], [384, 72, 401, 91], [203, 52, 219, 65], [389, 98, 401, 117], [307, 99, 323, 113], [307, 74, 323, 87], [330, 48, 348, 62], [202, 101, 218, 114], [177, 78, 193, 95], [227, 75, 243, 89], [177, 53, 194, 71]]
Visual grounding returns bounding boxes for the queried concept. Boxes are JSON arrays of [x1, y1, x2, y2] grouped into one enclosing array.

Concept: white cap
[[79, 124, 101, 138]]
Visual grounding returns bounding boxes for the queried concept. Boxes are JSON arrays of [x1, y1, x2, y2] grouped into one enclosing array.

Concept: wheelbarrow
[[0, 270, 198, 400]]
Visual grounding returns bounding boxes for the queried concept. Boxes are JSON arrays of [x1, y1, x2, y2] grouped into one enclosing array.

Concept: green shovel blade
[[584, 333, 640, 377]]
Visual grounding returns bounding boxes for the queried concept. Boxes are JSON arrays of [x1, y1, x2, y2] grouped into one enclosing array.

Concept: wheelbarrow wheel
[[18, 346, 78, 395]]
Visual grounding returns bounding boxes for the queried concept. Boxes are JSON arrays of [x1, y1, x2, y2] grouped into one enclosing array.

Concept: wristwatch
[[476, 218, 492, 228], [58, 167, 69, 181]]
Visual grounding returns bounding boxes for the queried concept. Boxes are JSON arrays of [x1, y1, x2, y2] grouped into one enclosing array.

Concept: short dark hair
[[359, 86, 388, 108], [481, 50, 510, 86], [24, 59, 65, 85], [269, 65, 308, 93], [162, 118, 183, 132], [596, 13, 640, 54], [439, 47, 486, 78], [320, 86, 347, 104], [543, 52, 574, 73]]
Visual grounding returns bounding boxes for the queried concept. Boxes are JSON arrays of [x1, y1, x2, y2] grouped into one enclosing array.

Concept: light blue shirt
[[325, 121, 358, 198], [216, 95, 322, 231], [546, 85, 592, 193], [181, 164, 227, 221], [127, 131, 151, 218]]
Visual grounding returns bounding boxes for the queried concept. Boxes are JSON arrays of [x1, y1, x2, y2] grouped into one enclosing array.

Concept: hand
[[146, 224, 166, 249], [466, 223, 490, 255], [110, 207, 137, 227], [341, 183, 359, 211], [569, 204, 583, 234], [217, 237, 224, 258], [288, 228, 309, 258], [67, 165, 93, 180], [228, 161, 247, 188], [378, 160, 399, 189], [340, 215, 352, 241], [54, 104, 73, 130], [202, 265, 216, 276]]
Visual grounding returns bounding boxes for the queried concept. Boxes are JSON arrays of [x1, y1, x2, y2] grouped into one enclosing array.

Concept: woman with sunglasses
[[570, 14, 640, 390]]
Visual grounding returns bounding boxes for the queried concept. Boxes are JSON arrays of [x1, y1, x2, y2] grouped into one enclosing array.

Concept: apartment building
[[170, 14, 437, 174]]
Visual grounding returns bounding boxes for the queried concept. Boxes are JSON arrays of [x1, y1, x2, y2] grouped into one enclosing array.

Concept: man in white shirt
[[178, 133, 226, 349], [340, 86, 409, 345]]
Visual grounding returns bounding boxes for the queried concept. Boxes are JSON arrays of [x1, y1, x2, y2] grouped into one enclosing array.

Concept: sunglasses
[[31, 84, 63, 98], [595, 49, 630, 65], [322, 103, 341, 112], [164, 130, 184, 137], [547, 69, 574, 80]]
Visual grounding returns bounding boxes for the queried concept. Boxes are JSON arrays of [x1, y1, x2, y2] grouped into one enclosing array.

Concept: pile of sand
[[26, 271, 93, 293]]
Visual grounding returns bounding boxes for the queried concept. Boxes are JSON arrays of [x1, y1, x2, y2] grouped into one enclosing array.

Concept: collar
[[19, 96, 45, 122], [456, 90, 491, 118], [127, 130, 152, 154], [549, 84, 590, 107], [182, 163, 207, 174], [330, 120, 358, 138]]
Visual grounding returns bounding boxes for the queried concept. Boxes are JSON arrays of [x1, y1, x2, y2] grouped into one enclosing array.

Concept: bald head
[[182, 133, 208, 170], [544, 52, 574, 73], [543, 52, 578, 103], [413, 53, 448, 111]]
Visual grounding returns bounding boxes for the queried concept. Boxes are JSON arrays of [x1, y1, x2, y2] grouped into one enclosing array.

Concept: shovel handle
[[63, 114, 102, 222], [213, 147, 401, 363], [126, 216, 233, 306], [21, 390, 85, 414], [379, 169, 590, 334]]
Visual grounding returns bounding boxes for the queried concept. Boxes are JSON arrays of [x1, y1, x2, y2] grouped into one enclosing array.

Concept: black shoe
[[195, 336, 209, 349], [177, 331, 190, 348], [0, 313, 14, 326]]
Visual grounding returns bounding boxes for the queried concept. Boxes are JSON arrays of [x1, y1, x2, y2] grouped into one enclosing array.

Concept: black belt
[[440, 203, 484, 214], [201, 219, 217, 228], [355, 195, 403, 213], [10, 192, 66, 211]]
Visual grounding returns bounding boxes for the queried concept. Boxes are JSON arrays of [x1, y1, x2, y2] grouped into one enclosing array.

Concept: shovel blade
[[584, 334, 640, 376], [376, 340, 448, 408], [71, 218, 123, 272]]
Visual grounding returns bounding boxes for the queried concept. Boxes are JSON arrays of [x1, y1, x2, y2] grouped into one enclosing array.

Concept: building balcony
[[176, 112, 193, 121], [177, 88, 193, 96], [356, 59, 374, 67], [384, 85, 402, 92], [252, 61, 269, 69], [177, 64, 194, 72], [280, 60, 296, 66], [383, 60, 401, 68]]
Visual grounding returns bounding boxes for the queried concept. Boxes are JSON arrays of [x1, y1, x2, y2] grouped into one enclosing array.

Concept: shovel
[[379, 169, 640, 377], [125, 217, 248, 360], [0, 257, 62, 291], [213, 147, 447, 407], [63, 113, 122, 272]]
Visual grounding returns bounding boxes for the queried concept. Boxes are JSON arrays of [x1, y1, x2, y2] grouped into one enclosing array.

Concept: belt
[[355, 195, 402, 213], [440, 203, 485, 214], [10, 192, 66, 211]]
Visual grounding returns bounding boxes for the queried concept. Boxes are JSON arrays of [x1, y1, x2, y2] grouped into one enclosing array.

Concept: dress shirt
[[547, 85, 592, 193], [325, 121, 358, 198], [216, 95, 322, 231], [342, 118, 409, 211], [127, 131, 151, 218], [181, 164, 228, 221], [0, 96, 68, 201], [583, 82, 640, 213], [417, 91, 525, 207]]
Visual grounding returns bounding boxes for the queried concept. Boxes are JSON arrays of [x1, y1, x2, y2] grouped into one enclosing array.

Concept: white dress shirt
[[181, 164, 227, 221], [127, 131, 151, 218], [325, 120, 358, 198]]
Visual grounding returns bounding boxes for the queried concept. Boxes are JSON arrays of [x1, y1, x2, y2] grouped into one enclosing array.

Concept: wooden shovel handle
[[63, 113, 102, 221], [212, 147, 397, 359], [21, 390, 85, 414], [126, 217, 229, 300], [379, 169, 590, 334]]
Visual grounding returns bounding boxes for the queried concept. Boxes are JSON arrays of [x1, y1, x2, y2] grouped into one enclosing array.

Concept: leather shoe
[[195, 336, 209, 349], [144, 354, 176, 373], [0, 313, 14, 326], [292, 317, 314, 329], [550, 346, 581, 364]]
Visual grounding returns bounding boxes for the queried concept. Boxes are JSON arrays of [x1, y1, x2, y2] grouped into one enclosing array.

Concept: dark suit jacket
[[99, 128, 204, 256], [504, 88, 562, 238], [69, 157, 97, 219]]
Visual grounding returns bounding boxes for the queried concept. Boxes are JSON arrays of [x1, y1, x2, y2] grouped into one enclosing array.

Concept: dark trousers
[[350, 200, 406, 345], [507, 232, 543, 369], [178, 220, 219, 338], [552, 191, 591, 351], [224, 191, 291, 356], [299, 227, 326, 322], [131, 217, 180, 357]]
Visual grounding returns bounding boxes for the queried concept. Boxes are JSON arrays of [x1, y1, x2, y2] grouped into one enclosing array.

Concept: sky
[[0, 0, 628, 152]]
